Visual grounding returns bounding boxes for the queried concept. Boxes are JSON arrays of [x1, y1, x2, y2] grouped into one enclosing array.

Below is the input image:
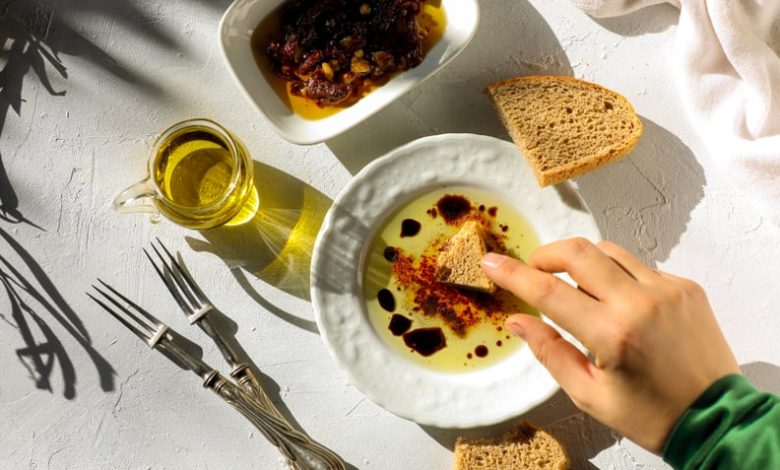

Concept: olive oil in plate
[[362, 186, 540, 373]]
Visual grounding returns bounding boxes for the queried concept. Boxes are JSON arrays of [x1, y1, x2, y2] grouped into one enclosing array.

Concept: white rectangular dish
[[219, 0, 480, 145]]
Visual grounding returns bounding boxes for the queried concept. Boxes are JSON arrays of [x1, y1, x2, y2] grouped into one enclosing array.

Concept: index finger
[[528, 238, 640, 302], [481, 253, 605, 350]]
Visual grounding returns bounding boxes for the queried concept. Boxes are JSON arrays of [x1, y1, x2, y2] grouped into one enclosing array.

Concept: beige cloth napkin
[[572, 0, 780, 224]]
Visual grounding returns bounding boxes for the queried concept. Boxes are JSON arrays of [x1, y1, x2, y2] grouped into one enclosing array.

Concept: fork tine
[[144, 247, 194, 315], [151, 241, 197, 306], [88, 284, 199, 370], [97, 279, 163, 327], [92, 282, 155, 333], [143, 247, 169, 287], [87, 291, 151, 343], [156, 238, 207, 303], [92, 281, 175, 349]]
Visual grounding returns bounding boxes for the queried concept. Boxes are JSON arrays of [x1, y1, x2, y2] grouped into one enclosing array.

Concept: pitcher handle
[[113, 180, 159, 218]]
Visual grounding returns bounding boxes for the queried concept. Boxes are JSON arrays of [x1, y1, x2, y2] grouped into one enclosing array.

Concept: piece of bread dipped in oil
[[436, 221, 496, 293]]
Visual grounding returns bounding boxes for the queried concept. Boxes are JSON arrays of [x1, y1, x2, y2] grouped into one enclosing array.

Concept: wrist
[[662, 374, 749, 468]]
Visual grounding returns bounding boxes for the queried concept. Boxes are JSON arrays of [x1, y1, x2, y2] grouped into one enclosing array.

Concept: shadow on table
[[157, 255, 357, 468], [0, 2, 61, 229], [186, 161, 332, 334], [165, 255, 310, 435], [589, 2, 679, 36], [575, 117, 705, 266], [420, 389, 617, 469], [0, 0, 172, 227], [0, 226, 115, 399], [422, 364, 780, 467], [198, 0, 235, 13], [742, 361, 780, 395], [326, 0, 573, 175]]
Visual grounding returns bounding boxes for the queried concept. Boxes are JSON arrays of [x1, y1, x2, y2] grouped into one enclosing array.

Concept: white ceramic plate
[[310, 134, 601, 428], [219, 0, 479, 145]]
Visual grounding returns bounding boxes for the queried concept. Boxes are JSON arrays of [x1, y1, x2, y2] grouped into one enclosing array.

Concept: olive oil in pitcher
[[114, 119, 258, 230]]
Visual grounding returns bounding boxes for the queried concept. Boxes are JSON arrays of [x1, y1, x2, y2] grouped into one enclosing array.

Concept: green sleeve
[[663, 374, 780, 469]]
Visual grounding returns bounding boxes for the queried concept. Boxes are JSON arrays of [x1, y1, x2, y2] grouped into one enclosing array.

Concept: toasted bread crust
[[453, 421, 570, 470], [486, 75, 643, 186]]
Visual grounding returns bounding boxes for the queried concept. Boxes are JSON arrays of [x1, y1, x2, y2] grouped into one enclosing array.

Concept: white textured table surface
[[2, 1, 779, 469]]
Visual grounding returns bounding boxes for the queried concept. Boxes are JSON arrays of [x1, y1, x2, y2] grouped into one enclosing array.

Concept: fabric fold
[[569, 0, 780, 223]]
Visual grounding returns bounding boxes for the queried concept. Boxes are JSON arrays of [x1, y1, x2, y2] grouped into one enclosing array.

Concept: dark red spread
[[266, 0, 431, 106]]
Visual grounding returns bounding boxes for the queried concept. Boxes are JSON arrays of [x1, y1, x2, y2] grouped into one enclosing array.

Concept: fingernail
[[505, 319, 526, 339], [481, 252, 509, 270]]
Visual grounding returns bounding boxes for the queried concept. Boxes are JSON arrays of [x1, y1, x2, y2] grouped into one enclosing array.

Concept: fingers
[[595, 241, 658, 283], [482, 253, 604, 348], [505, 314, 597, 402], [528, 238, 639, 301]]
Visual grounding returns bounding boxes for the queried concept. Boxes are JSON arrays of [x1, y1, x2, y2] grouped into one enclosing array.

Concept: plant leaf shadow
[[420, 389, 618, 468], [0, 0, 173, 227], [0, 226, 115, 399], [57, 0, 180, 49], [185, 161, 332, 333], [45, 12, 169, 99], [326, 0, 573, 175], [0, 0, 175, 124], [575, 117, 705, 266], [0, 2, 60, 228]]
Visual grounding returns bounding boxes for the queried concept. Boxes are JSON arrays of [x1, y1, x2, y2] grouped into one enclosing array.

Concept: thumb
[[506, 313, 596, 403]]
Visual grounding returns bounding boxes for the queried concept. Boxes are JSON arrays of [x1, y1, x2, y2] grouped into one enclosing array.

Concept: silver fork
[[143, 239, 281, 418], [88, 282, 345, 470]]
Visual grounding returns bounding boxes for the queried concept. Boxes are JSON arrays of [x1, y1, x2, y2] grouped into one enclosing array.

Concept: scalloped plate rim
[[310, 133, 601, 427]]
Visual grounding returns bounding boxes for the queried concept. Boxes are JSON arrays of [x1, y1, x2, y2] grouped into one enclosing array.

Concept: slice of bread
[[486, 75, 643, 186], [453, 421, 570, 470], [436, 221, 495, 293]]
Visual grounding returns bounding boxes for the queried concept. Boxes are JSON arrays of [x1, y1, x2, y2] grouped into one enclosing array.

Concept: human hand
[[481, 238, 740, 452]]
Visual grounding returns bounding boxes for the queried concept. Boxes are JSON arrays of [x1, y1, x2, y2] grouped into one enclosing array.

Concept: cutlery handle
[[230, 363, 284, 420], [205, 372, 346, 470]]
